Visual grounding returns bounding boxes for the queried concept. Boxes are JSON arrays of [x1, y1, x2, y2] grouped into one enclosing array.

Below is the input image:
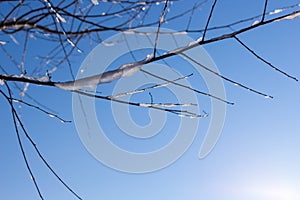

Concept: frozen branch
[[73, 89, 206, 118], [108, 73, 193, 99], [141, 69, 234, 105], [2, 7, 297, 90], [54, 58, 146, 90], [153, 0, 169, 57], [1, 1, 300, 199]]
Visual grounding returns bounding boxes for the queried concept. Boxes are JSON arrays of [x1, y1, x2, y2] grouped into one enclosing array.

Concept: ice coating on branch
[[29, 33, 36, 39], [20, 83, 29, 97], [0, 74, 51, 82], [67, 39, 76, 47], [172, 31, 187, 35], [119, 62, 142, 77], [56, 13, 66, 23], [0, 79, 4, 85], [169, 39, 199, 54], [102, 39, 122, 46], [55, 60, 144, 90], [145, 53, 154, 61], [264, 95, 272, 99], [55, 52, 155, 91], [37, 76, 50, 82], [252, 20, 260, 25], [196, 37, 203, 43], [55, 70, 122, 90], [91, 0, 99, 5], [10, 35, 19, 45], [44, 0, 66, 23], [269, 9, 283, 15], [0, 41, 7, 45], [188, 41, 198, 46], [279, 12, 300, 20]]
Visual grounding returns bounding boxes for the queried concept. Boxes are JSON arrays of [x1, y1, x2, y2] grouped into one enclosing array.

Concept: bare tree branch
[[233, 35, 298, 81], [1, 85, 83, 200], [202, 0, 217, 41], [153, 0, 169, 57], [1, 1, 299, 199], [261, 0, 269, 22]]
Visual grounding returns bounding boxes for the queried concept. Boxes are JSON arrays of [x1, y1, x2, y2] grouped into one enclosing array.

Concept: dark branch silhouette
[[0, 0, 299, 199]]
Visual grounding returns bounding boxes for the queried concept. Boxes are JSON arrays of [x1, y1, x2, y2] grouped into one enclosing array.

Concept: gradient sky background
[[1, 0, 300, 199]]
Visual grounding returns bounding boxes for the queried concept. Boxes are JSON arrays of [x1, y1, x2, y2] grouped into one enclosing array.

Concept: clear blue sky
[[1, 0, 300, 199]]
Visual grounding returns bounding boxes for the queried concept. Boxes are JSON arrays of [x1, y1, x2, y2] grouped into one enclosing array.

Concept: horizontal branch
[[73, 89, 206, 118], [1, 9, 299, 94], [0, 74, 56, 86], [1, 8, 299, 37], [147, 9, 300, 64]]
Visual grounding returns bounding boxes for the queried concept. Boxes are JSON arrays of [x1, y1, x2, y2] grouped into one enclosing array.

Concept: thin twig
[[1, 84, 83, 200], [153, 0, 169, 57], [141, 68, 234, 105], [108, 73, 192, 99], [202, 0, 217, 41], [180, 52, 273, 98], [1, 87, 44, 200], [0, 87, 82, 200], [10, 98, 71, 123], [20, 30, 29, 73], [186, 3, 197, 31], [74, 89, 205, 118], [261, 0, 268, 22], [233, 35, 298, 81]]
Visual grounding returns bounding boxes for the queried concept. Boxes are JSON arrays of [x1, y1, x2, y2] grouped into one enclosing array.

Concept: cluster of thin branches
[[1, 0, 300, 199]]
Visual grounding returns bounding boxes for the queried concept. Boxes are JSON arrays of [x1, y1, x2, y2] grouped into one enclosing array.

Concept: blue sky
[[1, 0, 300, 199]]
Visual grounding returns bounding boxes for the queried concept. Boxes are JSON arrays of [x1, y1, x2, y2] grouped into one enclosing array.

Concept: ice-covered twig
[[139, 102, 197, 108], [198, 3, 300, 32], [74, 89, 205, 118], [44, 0, 66, 23], [108, 73, 192, 99], [0, 74, 52, 85], [0, 40, 7, 45], [91, 0, 99, 6], [140, 69, 234, 105], [276, 11, 300, 21], [1, 5, 299, 92]]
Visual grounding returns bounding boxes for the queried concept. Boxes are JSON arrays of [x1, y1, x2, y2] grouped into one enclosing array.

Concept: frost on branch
[[269, 9, 283, 15], [55, 60, 146, 90], [279, 12, 300, 20], [0, 74, 50, 82], [91, 0, 99, 5]]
